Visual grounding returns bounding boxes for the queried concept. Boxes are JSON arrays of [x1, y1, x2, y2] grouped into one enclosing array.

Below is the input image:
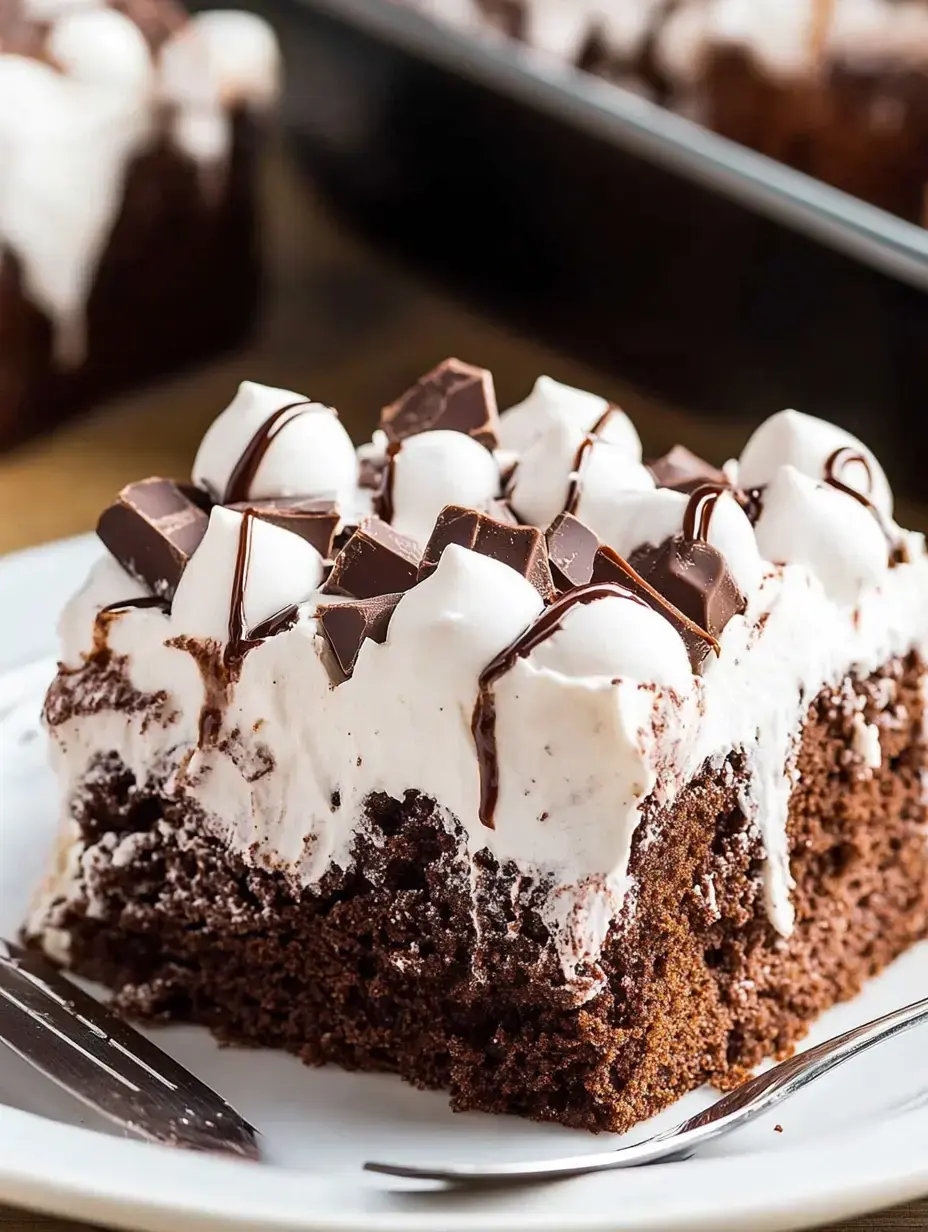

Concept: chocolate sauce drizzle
[[92, 595, 170, 661], [564, 405, 622, 516], [682, 483, 729, 542], [100, 596, 171, 616], [823, 447, 905, 563], [196, 510, 299, 746], [471, 582, 649, 829], [223, 401, 332, 504]]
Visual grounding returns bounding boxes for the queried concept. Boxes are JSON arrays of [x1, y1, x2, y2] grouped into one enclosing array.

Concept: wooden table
[[0, 151, 924, 1232]]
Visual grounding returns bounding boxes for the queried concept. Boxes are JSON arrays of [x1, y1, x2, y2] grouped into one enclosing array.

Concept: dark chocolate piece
[[97, 478, 208, 601], [318, 593, 403, 678], [380, 358, 500, 450], [624, 538, 743, 671], [323, 517, 421, 599], [545, 513, 599, 590], [420, 505, 555, 601], [472, 582, 649, 828], [648, 445, 728, 494], [228, 498, 340, 559]]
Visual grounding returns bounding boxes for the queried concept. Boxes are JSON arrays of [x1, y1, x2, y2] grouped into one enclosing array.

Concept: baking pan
[[249, 0, 928, 497]]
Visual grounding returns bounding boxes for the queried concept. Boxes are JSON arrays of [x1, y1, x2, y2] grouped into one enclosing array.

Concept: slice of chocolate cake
[[27, 364, 928, 1134], [0, 2, 279, 450]]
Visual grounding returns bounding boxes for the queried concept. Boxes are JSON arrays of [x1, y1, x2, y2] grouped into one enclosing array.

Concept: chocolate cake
[[409, 0, 928, 227], [0, 1, 279, 450], [27, 365, 928, 1134]]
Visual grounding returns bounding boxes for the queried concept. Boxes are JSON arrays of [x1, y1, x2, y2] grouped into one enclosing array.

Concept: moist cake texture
[[0, 1, 279, 449], [407, 0, 928, 227], [27, 365, 928, 1133]]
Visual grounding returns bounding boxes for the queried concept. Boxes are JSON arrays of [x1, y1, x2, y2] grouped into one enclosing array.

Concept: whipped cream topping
[[0, 4, 279, 359], [34, 372, 928, 997], [193, 381, 359, 507]]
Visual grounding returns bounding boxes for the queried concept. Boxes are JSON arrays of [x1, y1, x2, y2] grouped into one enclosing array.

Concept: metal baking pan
[[249, 0, 928, 497]]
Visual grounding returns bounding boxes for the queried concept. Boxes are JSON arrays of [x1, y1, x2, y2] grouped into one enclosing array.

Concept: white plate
[[2, 536, 928, 1232]]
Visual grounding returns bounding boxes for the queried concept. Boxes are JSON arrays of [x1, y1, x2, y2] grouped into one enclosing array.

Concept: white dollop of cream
[[159, 11, 279, 163], [498, 376, 642, 460], [740, 409, 894, 519], [754, 465, 889, 606], [192, 381, 359, 505], [529, 594, 692, 690], [49, 10, 154, 95], [386, 544, 544, 681], [182, 12, 281, 108], [509, 420, 653, 530], [390, 431, 500, 544], [171, 506, 324, 644], [524, 0, 597, 59]]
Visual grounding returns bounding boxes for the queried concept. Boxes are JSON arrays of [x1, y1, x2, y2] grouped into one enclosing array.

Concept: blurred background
[[3, 0, 928, 562]]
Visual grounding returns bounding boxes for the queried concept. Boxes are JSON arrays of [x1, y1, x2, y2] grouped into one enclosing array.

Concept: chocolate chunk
[[97, 478, 208, 601], [648, 445, 727, 494], [420, 505, 555, 601], [625, 537, 744, 671], [591, 544, 723, 673], [545, 513, 599, 590], [318, 593, 403, 678], [323, 517, 421, 599], [380, 358, 499, 450], [228, 498, 340, 559]]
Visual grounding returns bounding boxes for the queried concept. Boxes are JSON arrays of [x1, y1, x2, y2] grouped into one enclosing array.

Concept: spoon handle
[[365, 994, 928, 1185]]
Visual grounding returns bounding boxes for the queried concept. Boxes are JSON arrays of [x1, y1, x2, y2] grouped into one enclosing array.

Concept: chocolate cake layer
[[39, 653, 927, 1133]]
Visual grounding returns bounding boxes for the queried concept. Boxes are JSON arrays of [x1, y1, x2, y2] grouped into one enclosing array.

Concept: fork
[[365, 993, 928, 1185]]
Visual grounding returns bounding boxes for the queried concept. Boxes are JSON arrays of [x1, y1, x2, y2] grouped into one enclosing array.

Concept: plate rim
[[2, 534, 928, 1232]]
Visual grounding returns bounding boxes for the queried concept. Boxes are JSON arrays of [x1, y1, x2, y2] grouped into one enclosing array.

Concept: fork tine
[[0, 940, 259, 1159]]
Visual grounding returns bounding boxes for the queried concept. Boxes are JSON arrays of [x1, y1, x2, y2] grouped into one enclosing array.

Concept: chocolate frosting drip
[[223, 401, 331, 504], [472, 582, 648, 829], [563, 405, 622, 516]]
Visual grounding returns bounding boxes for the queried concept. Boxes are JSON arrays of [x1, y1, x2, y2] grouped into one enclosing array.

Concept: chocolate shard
[[228, 498, 340, 559], [420, 505, 556, 601], [323, 517, 421, 600], [97, 478, 208, 601], [318, 593, 403, 679], [380, 358, 500, 450], [648, 445, 728, 494], [545, 513, 599, 591], [626, 536, 745, 671], [591, 543, 726, 674]]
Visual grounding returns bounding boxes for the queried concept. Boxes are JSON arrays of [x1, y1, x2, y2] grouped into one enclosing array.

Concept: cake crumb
[[774, 1124, 783, 1134]]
